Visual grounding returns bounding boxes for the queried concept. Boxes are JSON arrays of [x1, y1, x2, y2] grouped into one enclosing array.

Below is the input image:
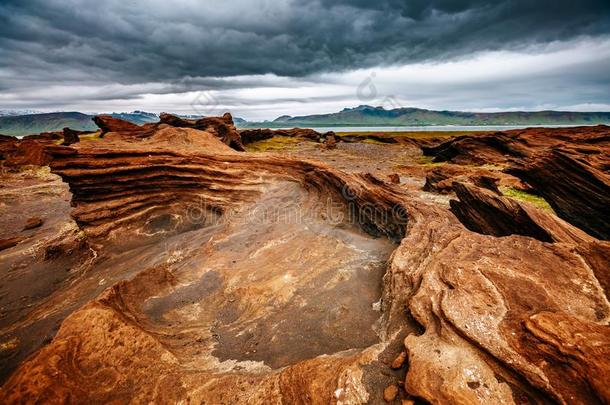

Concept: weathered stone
[[22, 217, 43, 230], [383, 384, 399, 402]]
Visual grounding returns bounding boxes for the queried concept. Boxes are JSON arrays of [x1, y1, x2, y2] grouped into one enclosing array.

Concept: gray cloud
[[0, 0, 609, 116]]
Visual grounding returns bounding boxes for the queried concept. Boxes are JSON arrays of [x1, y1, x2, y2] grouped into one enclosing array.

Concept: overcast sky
[[1, 0, 610, 120]]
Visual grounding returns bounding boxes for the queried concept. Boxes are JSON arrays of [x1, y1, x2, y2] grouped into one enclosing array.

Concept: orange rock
[[383, 384, 399, 402], [390, 351, 407, 369]]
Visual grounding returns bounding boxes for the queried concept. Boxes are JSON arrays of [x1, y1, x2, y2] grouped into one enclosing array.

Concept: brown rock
[[239, 128, 275, 144], [508, 148, 610, 240], [0, 135, 18, 162], [0, 237, 24, 251], [449, 182, 554, 242], [92, 115, 149, 137], [22, 217, 43, 230], [4, 139, 52, 166], [390, 350, 407, 369], [322, 132, 337, 149], [1, 124, 609, 405], [159, 112, 245, 151], [239, 127, 331, 146], [422, 124, 610, 166], [61, 128, 81, 146], [22, 132, 62, 141], [522, 312, 610, 404], [388, 173, 400, 184], [383, 384, 399, 402], [422, 164, 526, 195]]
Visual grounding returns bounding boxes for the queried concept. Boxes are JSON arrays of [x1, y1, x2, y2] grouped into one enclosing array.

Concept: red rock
[[0, 237, 23, 251], [1, 122, 608, 405], [508, 149, 610, 240], [22, 217, 43, 230], [422, 164, 527, 195], [92, 115, 152, 137], [158, 113, 245, 151], [4, 139, 52, 166]]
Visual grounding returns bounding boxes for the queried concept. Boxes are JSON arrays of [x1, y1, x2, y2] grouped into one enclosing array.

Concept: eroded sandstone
[[0, 118, 608, 404]]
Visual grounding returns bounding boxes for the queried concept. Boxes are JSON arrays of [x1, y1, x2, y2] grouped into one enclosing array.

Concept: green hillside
[[256, 105, 610, 127], [0, 111, 159, 136]]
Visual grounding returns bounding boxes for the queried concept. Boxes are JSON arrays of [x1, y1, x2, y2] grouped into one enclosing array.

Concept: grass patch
[[79, 131, 102, 141], [500, 187, 554, 212], [416, 155, 445, 167], [360, 138, 388, 145], [245, 136, 302, 152]]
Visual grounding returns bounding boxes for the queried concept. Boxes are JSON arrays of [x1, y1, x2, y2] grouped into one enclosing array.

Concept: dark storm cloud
[[1, 0, 610, 85]]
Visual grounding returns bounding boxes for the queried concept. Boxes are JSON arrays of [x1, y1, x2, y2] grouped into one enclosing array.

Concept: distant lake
[[238, 124, 606, 133]]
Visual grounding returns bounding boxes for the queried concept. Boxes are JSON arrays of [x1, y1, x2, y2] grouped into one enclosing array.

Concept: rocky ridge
[[0, 117, 608, 404]]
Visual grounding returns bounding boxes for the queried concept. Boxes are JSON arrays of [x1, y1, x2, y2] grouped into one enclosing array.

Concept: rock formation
[[159, 112, 245, 150], [0, 119, 608, 404], [508, 149, 610, 240], [422, 124, 610, 166], [93, 115, 157, 138], [425, 125, 610, 240]]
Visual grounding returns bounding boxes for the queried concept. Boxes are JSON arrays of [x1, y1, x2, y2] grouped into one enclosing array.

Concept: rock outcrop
[[508, 148, 610, 240], [60, 127, 94, 146], [1, 120, 609, 404], [423, 124, 610, 165], [423, 125, 610, 240], [423, 164, 527, 194], [449, 182, 554, 241], [93, 115, 157, 138], [159, 112, 245, 151]]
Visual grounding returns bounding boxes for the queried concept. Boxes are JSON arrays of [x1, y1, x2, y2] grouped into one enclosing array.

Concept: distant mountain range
[[259, 105, 610, 127], [0, 109, 43, 117], [0, 111, 159, 136], [2, 106, 610, 136]]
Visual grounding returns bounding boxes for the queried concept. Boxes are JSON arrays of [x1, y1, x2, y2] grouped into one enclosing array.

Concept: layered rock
[[393, 201, 609, 404], [423, 125, 610, 240], [1, 121, 609, 404], [423, 164, 528, 194], [449, 182, 554, 241], [93, 115, 157, 138], [423, 124, 610, 166], [239, 127, 336, 145], [508, 149, 610, 240], [159, 112, 245, 151], [0, 134, 18, 162]]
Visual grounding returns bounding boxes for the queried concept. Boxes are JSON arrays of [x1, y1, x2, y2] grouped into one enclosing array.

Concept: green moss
[[245, 136, 302, 152], [360, 138, 387, 145], [79, 131, 102, 141], [500, 187, 554, 212], [416, 155, 445, 167]]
